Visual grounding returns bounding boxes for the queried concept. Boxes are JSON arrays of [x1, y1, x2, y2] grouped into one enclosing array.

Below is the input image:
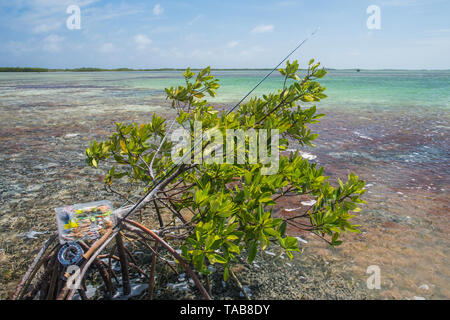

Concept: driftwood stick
[[124, 219, 211, 300], [11, 232, 58, 300], [116, 233, 131, 296]]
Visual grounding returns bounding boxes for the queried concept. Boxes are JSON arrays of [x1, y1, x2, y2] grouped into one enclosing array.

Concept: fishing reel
[[58, 242, 83, 266]]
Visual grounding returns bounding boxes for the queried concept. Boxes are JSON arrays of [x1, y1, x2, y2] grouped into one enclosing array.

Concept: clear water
[[1, 70, 449, 109], [0, 70, 449, 299]]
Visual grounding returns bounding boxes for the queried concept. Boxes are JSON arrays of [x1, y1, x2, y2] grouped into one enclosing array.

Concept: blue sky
[[0, 0, 449, 69]]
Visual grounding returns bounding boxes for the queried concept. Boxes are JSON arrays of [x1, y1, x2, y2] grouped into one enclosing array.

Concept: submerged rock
[[64, 133, 79, 139], [418, 284, 429, 291], [18, 230, 47, 239]]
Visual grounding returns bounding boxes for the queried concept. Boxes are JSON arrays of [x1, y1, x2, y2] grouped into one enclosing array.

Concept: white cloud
[[408, 36, 450, 46], [133, 34, 152, 50], [27, 0, 98, 7], [42, 34, 64, 52], [188, 14, 202, 26], [226, 40, 239, 48], [153, 4, 163, 16], [380, 0, 427, 6], [427, 28, 450, 35], [188, 48, 213, 59], [5, 0, 98, 34], [151, 25, 179, 33], [99, 42, 115, 53], [82, 2, 143, 23], [251, 24, 274, 34], [276, 1, 297, 6], [239, 45, 265, 56], [32, 21, 62, 34], [1, 40, 35, 54]]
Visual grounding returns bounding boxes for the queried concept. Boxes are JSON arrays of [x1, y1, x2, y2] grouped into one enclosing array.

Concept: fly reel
[[58, 242, 83, 266]]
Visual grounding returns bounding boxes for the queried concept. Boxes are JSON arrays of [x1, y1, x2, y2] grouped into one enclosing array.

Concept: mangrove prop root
[[12, 218, 211, 300], [122, 243, 147, 276], [65, 229, 119, 300], [148, 244, 158, 300], [135, 236, 179, 274], [79, 241, 115, 297], [124, 219, 212, 300], [96, 258, 115, 297], [116, 233, 131, 296], [10, 232, 58, 300], [102, 260, 120, 284], [47, 258, 61, 300], [40, 252, 58, 300], [205, 274, 212, 298], [230, 268, 251, 301]]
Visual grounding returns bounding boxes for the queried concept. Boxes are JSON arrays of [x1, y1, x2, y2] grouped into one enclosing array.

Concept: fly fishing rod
[[114, 28, 319, 229]]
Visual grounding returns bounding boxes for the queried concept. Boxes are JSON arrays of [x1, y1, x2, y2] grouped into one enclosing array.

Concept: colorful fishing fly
[[55, 200, 115, 244]]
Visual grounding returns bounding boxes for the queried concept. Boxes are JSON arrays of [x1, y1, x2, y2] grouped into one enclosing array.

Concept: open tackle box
[[55, 200, 116, 245]]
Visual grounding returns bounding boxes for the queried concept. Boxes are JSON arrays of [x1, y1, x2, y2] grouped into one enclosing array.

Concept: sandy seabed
[[0, 95, 448, 299]]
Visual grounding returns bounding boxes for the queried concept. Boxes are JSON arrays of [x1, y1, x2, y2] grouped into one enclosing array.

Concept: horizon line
[[1, 67, 449, 72]]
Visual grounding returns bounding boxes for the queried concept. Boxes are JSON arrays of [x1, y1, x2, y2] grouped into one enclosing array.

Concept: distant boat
[[356, 69, 361, 72]]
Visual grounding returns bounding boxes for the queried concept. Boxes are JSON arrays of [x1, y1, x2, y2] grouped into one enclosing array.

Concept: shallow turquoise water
[[1, 69, 449, 111], [208, 70, 450, 111]]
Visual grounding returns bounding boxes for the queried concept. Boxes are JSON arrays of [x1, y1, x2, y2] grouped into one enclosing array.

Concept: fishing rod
[[114, 28, 319, 229]]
